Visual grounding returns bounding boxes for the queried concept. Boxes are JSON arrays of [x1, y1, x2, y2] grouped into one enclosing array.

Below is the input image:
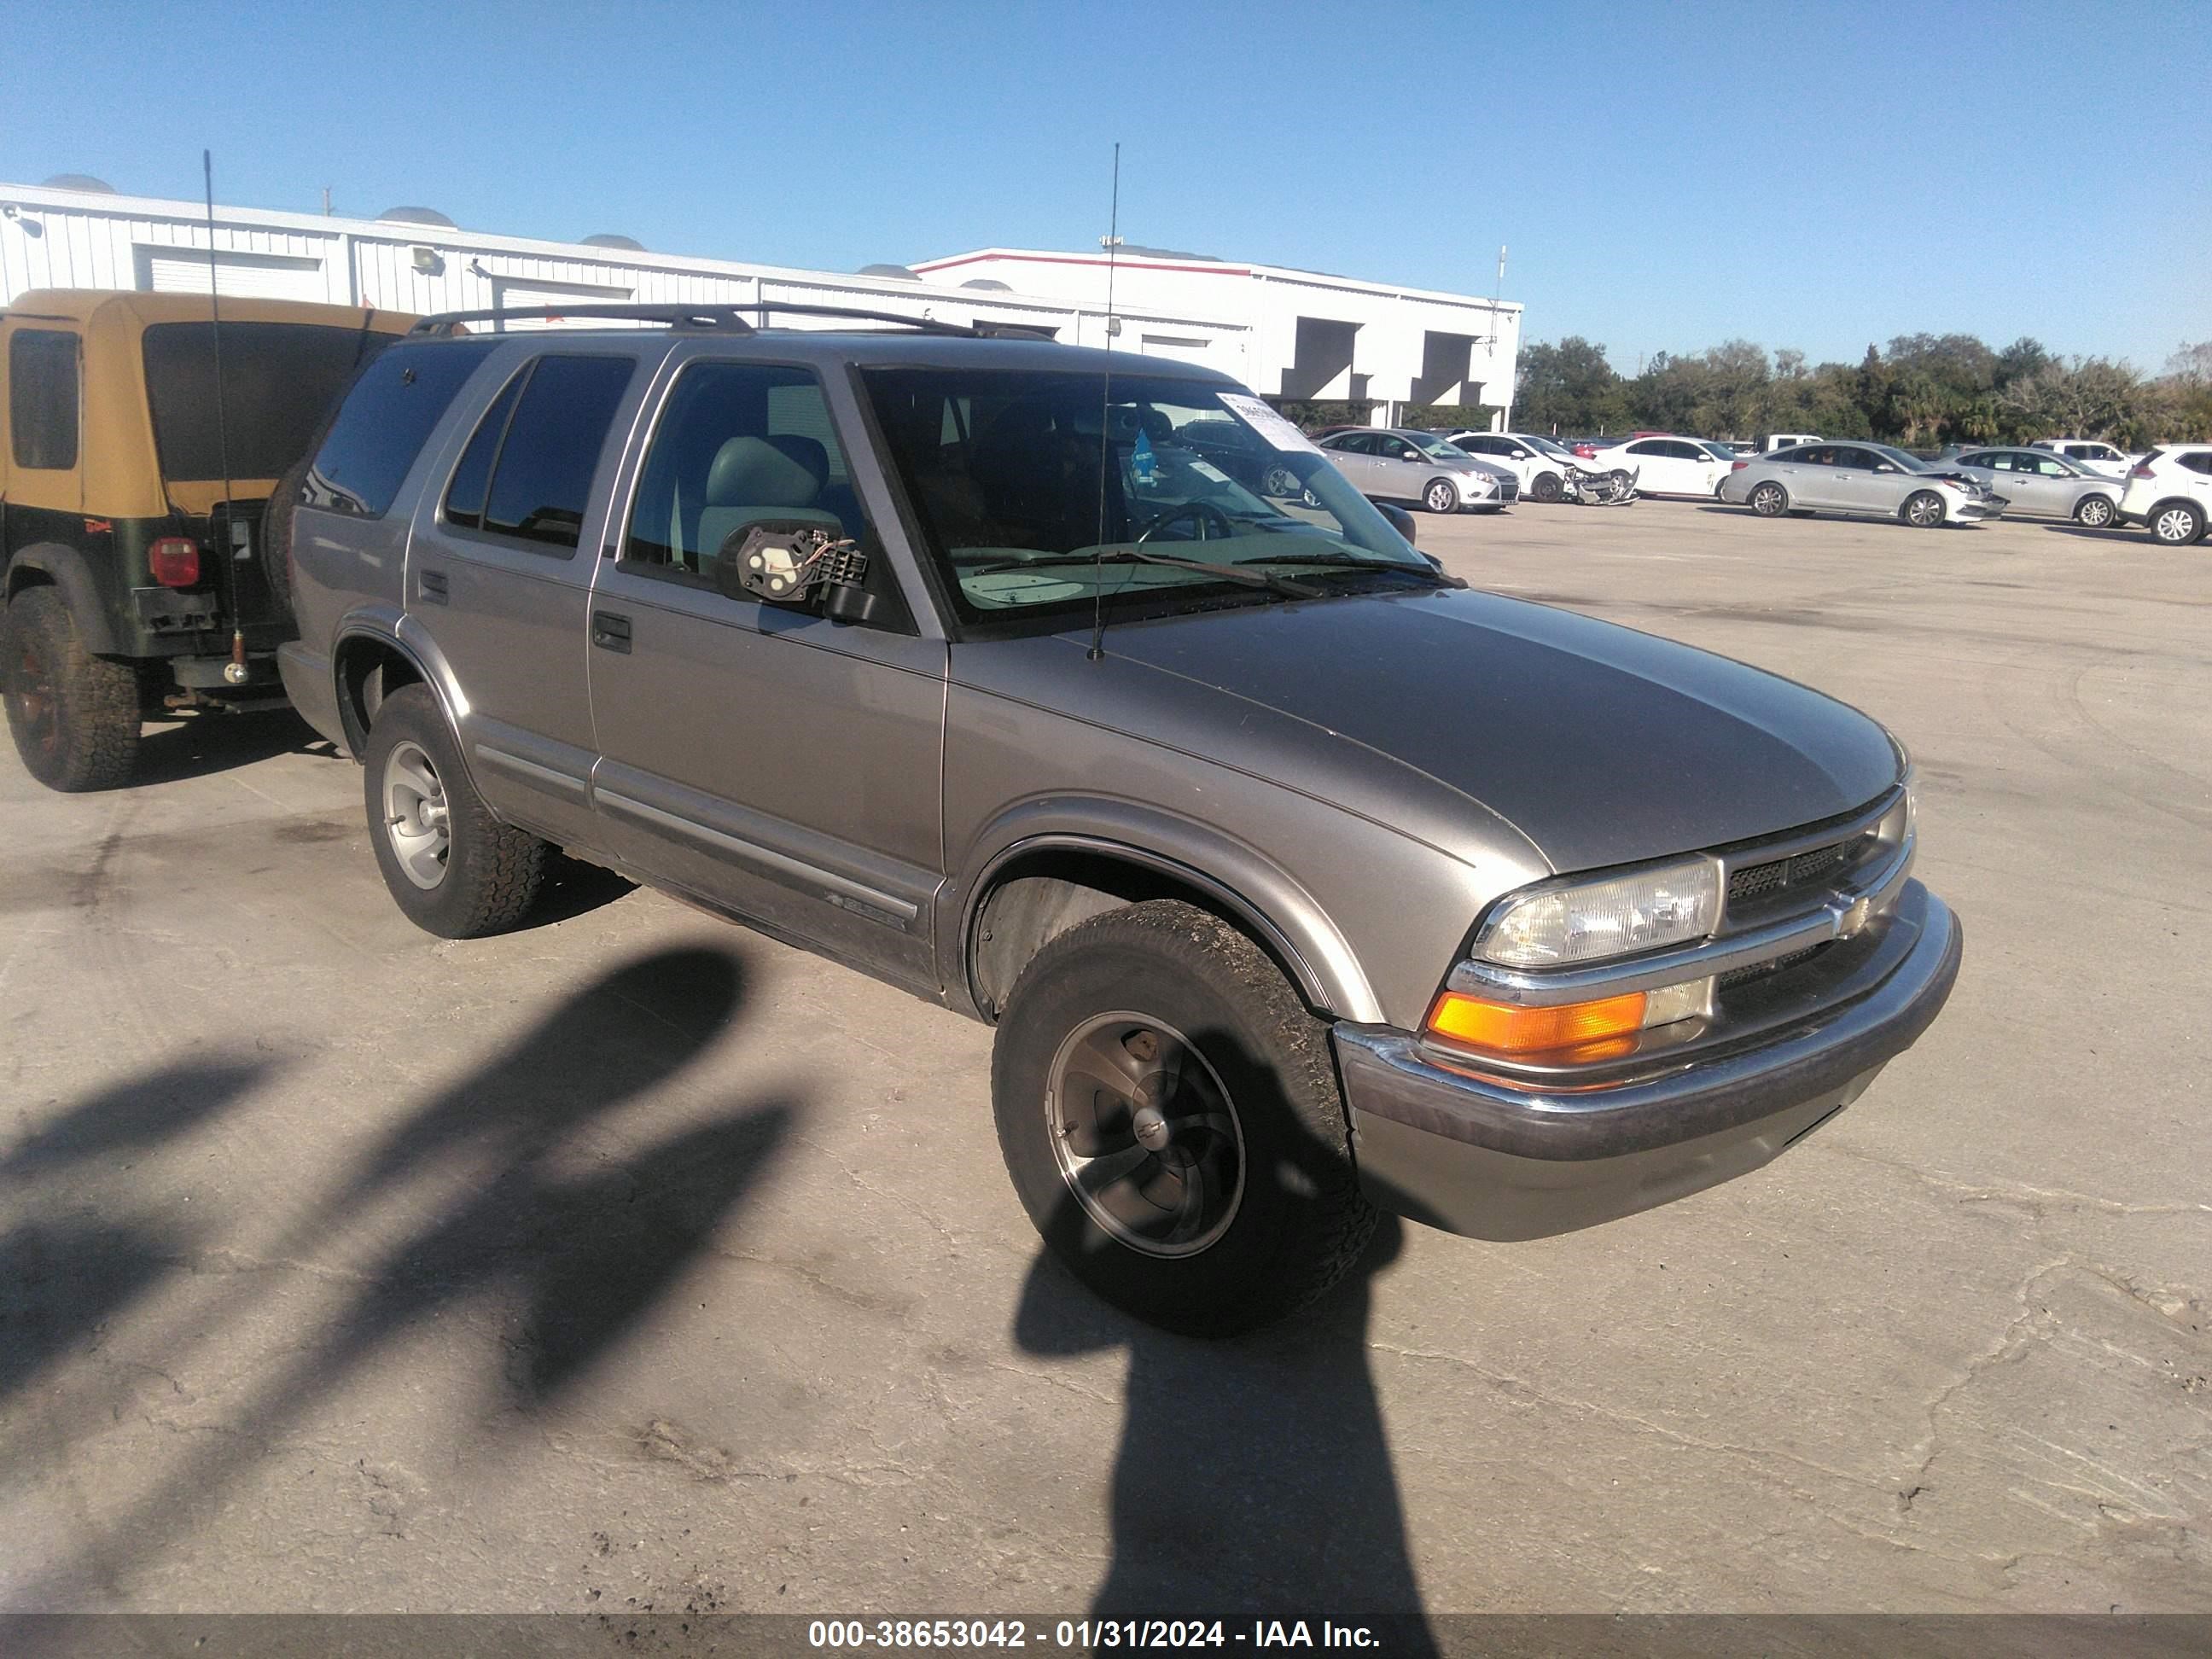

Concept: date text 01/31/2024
[[807, 1619, 1383, 1649]]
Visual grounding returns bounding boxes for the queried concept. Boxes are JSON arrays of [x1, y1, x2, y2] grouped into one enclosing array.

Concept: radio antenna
[[202, 150, 249, 685], [1086, 141, 1121, 663], [201, 151, 238, 525]]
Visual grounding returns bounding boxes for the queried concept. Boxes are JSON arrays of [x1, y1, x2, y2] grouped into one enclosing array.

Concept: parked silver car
[[1947, 447, 2120, 527], [1316, 427, 1518, 513], [275, 306, 1960, 1334], [1720, 441, 2003, 527]]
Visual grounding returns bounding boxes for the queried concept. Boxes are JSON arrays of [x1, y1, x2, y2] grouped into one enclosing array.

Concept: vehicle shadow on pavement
[[130, 707, 336, 786], [1, 1057, 275, 1409], [1014, 1216, 1436, 1650], [2040, 523, 2139, 545], [18, 946, 801, 1600]]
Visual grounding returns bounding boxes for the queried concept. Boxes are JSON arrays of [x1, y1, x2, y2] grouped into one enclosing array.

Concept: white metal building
[[0, 179, 1518, 428], [913, 245, 1521, 428]]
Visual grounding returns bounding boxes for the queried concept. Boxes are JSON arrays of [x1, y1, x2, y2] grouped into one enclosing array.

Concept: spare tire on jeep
[[259, 453, 313, 630]]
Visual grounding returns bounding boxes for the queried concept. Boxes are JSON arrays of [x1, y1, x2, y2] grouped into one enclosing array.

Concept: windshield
[[142, 321, 393, 484], [1866, 444, 1934, 472], [1403, 431, 1468, 459], [862, 368, 1432, 626], [1523, 435, 1579, 461]]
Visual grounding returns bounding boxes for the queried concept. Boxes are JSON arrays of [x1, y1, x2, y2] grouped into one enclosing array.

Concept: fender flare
[[948, 798, 1384, 1026], [4, 544, 120, 655], [329, 609, 474, 766]]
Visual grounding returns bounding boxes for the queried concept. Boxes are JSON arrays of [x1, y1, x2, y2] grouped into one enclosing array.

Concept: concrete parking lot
[[3, 496, 2206, 1620]]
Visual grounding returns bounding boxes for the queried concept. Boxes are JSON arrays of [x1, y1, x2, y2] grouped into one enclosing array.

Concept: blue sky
[[5, 0, 2206, 374]]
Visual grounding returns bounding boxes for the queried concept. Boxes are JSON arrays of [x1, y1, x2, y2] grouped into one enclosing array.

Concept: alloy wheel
[[1045, 1012, 1245, 1258], [2152, 506, 2202, 544], [381, 739, 452, 889]]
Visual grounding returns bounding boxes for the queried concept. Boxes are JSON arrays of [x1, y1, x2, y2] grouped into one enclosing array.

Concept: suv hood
[[1048, 588, 1901, 873]]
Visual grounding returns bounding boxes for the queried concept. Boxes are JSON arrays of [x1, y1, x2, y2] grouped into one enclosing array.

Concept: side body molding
[[946, 796, 1384, 1027]]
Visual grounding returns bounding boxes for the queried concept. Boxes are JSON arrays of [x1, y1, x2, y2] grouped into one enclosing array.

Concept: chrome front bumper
[[1334, 882, 1962, 1241]]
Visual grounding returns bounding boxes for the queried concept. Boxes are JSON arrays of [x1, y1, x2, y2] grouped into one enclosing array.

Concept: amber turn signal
[[1425, 988, 1648, 1057]]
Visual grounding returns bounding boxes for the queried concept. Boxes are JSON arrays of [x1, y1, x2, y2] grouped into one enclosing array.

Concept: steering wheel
[[1134, 500, 1237, 544]]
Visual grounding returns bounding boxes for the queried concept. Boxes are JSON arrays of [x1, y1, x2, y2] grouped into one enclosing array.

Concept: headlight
[[1472, 858, 1721, 969]]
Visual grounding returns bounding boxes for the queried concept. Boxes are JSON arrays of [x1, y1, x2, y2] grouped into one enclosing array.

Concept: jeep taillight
[[2129, 463, 2156, 479], [149, 537, 201, 587]]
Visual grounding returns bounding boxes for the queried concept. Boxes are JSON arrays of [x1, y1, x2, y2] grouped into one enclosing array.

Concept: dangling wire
[[1087, 142, 1121, 663]]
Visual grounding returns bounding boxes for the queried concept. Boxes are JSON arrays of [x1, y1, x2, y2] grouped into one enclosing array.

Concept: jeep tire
[[259, 454, 312, 628], [2, 585, 141, 792], [361, 684, 546, 937], [991, 899, 1377, 1336]]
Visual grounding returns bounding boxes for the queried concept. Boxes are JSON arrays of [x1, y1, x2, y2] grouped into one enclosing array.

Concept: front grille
[[1728, 837, 1854, 906], [1498, 480, 1520, 501]]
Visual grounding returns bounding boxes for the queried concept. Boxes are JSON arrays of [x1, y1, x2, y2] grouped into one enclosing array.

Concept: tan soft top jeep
[[2, 288, 414, 789]]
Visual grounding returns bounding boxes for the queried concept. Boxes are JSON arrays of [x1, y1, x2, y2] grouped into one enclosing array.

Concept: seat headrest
[[706, 436, 822, 508]]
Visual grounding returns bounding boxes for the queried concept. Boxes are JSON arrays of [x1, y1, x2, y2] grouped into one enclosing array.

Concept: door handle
[[591, 611, 632, 654], [417, 568, 448, 605]]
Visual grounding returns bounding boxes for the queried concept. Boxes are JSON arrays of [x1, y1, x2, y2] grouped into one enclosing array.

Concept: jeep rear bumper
[[1334, 885, 1961, 1241]]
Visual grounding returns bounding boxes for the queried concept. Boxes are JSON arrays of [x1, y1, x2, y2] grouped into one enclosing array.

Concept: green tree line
[[1512, 335, 2212, 448]]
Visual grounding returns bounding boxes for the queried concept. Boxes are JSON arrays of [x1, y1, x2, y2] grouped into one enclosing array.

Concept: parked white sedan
[[1582, 434, 1736, 498], [1446, 431, 1587, 503]]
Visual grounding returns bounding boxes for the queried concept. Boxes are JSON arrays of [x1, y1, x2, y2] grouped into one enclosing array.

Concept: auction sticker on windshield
[[1220, 393, 1322, 455]]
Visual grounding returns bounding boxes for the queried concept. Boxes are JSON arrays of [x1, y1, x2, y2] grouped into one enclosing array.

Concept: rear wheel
[[361, 684, 547, 937], [1903, 490, 1947, 528], [1, 586, 139, 792], [1423, 478, 1458, 514], [2149, 501, 2206, 545], [992, 899, 1376, 1336], [1749, 481, 1789, 516], [1532, 471, 1563, 503], [2072, 494, 2116, 529]]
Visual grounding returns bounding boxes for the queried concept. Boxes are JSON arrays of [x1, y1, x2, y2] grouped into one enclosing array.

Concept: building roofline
[[0, 181, 1240, 330], [911, 247, 1522, 316]]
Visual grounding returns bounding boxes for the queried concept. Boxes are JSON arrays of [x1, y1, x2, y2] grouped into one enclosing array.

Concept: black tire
[[992, 899, 1377, 1336], [259, 454, 313, 630], [1422, 478, 1458, 515], [1901, 490, 1947, 529], [1531, 471, 1563, 503], [361, 684, 546, 937], [2, 585, 140, 792], [1749, 480, 1789, 517], [2071, 493, 2116, 528], [2148, 500, 2206, 545]]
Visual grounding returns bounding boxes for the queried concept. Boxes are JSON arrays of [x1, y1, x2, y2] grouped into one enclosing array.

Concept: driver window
[[624, 361, 870, 579]]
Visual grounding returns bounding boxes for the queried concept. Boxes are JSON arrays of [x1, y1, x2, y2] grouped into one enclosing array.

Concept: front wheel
[[361, 684, 547, 937], [1423, 478, 1459, 514], [2, 586, 139, 792], [991, 899, 1377, 1336], [1531, 471, 1563, 503], [2072, 494, 2116, 528], [2149, 502, 2206, 545], [1749, 480, 1789, 516], [1902, 490, 1947, 528]]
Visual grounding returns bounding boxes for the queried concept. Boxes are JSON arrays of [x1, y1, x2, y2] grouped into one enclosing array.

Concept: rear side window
[[306, 341, 498, 516], [441, 369, 527, 530], [9, 329, 80, 470], [2180, 452, 2212, 476], [478, 355, 637, 551]]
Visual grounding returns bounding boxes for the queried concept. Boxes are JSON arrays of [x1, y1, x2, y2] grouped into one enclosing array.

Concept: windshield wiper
[[968, 549, 1321, 598], [1234, 551, 1465, 589]]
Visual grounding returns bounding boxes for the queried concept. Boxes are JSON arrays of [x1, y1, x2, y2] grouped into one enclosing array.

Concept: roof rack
[[406, 300, 998, 337]]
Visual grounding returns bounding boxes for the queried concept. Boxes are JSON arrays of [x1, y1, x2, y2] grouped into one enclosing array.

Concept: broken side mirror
[[714, 522, 881, 624]]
